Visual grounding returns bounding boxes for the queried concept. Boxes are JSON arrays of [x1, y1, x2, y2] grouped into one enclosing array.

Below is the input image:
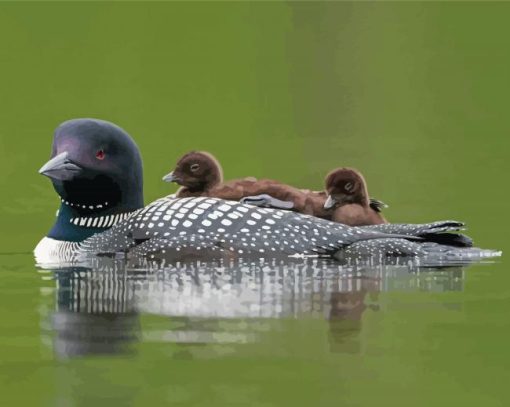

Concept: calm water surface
[[1, 253, 507, 406]]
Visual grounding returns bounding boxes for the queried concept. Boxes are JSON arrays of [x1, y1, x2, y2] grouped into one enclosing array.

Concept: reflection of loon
[[44, 257, 464, 321], [51, 264, 140, 358], [41, 258, 465, 357]]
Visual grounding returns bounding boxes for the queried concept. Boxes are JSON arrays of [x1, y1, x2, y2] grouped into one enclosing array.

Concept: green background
[[0, 1, 509, 406]]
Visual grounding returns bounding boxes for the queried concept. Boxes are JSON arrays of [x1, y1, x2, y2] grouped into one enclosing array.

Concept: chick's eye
[[96, 150, 105, 160], [344, 182, 353, 192], [190, 163, 199, 172]]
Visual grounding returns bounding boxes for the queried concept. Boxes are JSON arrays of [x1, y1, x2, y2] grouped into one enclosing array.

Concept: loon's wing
[[336, 238, 425, 259], [361, 220, 465, 235], [360, 221, 473, 247], [369, 198, 388, 213], [80, 197, 414, 257]]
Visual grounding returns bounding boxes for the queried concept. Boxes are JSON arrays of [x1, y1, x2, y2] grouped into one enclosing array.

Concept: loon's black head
[[324, 168, 370, 210], [39, 118, 144, 241], [162, 151, 223, 192]]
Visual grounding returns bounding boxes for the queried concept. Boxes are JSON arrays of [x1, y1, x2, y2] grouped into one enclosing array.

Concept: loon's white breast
[[34, 237, 84, 265]]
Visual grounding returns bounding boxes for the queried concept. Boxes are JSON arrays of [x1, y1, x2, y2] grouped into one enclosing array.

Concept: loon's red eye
[[96, 150, 105, 160]]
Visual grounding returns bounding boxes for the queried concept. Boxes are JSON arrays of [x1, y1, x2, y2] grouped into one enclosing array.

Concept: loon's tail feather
[[418, 232, 473, 248]]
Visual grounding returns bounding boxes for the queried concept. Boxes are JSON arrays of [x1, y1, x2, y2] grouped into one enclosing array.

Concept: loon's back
[[82, 196, 377, 256], [78, 197, 491, 263]]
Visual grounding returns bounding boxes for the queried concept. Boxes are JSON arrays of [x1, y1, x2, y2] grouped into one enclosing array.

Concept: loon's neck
[[47, 202, 139, 242]]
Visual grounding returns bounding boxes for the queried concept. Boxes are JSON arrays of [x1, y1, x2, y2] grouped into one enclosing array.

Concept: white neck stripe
[[70, 212, 133, 228], [61, 198, 110, 210]]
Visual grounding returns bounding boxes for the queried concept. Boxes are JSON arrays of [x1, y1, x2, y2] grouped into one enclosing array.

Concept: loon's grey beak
[[39, 152, 82, 181], [324, 195, 336, 210], [162, 171, 178, 183]]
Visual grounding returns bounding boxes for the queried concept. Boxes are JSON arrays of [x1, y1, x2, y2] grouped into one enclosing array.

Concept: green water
[[1, 1, 509, 406]]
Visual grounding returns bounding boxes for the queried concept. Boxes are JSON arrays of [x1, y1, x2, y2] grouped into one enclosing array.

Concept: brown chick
[[323, 168, 387, 226], [162, 151, 317, 213]]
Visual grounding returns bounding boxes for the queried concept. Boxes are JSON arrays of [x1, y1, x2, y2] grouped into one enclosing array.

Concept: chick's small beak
[[162, 171, 179, 183], [324, 195, 336, 210], [39, 152, 82, 181]]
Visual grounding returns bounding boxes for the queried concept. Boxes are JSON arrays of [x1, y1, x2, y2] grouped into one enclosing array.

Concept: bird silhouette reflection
[[41, 256, 465, 358]]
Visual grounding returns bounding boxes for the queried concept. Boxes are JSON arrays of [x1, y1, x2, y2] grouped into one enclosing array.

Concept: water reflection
[[52, 264, 140, 358], [328, 286, 379, 354], [40, 257, 466, 358]]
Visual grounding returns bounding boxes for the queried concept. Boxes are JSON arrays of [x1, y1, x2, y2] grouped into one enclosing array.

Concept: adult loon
[[34, 118, 499, 265]]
